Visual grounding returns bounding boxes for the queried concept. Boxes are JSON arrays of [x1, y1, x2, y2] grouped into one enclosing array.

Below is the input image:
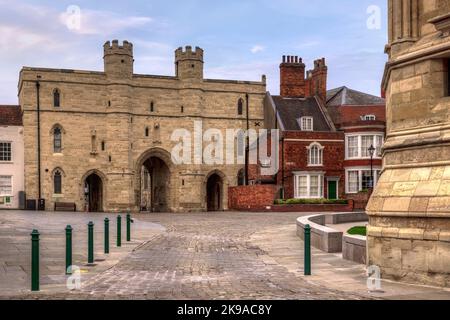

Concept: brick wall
[[228, 185, 278, 210]]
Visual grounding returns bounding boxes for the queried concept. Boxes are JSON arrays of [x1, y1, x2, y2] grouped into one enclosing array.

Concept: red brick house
[[326, 86, 386, 208], [242, 55, 385, 210]]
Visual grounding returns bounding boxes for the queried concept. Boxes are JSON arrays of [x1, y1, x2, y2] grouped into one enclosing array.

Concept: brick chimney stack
[[309, 58, 328, 103], [280, 55, 306, 98]]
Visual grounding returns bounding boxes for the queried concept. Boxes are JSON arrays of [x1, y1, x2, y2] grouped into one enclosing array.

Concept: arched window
[[237, 99, 244, 116], [54, 170, 62, 194], [308, 143, 323, 166], [53, 89, 60, 107], [53, 127, 62, 153]]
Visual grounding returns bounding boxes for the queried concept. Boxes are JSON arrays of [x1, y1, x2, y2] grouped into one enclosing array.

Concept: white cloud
[[250, 45, 265, 54], [59, 9, 153, 35]]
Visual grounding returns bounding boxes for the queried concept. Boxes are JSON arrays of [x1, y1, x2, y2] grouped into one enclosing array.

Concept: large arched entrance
[[140, 156, 170, 212], [206, 173, 223, 212], [85, 173, 103, 212]]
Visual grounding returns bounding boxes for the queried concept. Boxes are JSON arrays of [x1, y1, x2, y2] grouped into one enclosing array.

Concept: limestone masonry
[[19, 41, 266, 213], [367, 0, 450, 286]]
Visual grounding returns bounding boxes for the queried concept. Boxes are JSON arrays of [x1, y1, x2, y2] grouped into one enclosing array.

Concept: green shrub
[[347, 226, 367, 236], [274, 198, 349, 205]]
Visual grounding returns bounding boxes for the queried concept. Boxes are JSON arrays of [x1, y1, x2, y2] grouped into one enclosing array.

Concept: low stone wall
[[296, 212, 368, 257], [271, 201, 354, 213], [297, 215, 343, 253], [343, 234, 367, 265]]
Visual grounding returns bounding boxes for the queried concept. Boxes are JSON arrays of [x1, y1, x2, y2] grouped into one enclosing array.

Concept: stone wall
[[19, 41, 266, 212], [368, 1, 450, 286]]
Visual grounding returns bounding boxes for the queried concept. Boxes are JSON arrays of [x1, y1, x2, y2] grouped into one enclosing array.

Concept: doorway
[[206, 174, 223, 211], [140, 156, 170, 212], [328, 180, 338, 200], [85, 173, 103, 212]]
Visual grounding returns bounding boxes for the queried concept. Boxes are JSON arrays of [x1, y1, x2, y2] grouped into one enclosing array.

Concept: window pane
[[54, 172, 62, 194], [347, 137, 358, 158], [361, 136, 373, 157], [300, 117, 313, 131], [348, 171, 359, 193], [0, 142, 12, 161], [310, 176, 319, 197], [299, 176, 308, 198], [362, 170, 373, 189], [54, 128, 62, 153], [0, 176, 12, 196], [375, 135, 383, 157]]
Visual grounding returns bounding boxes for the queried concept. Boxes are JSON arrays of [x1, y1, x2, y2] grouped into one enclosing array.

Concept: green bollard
[[31, 229, 40, 291], [304, 224, 311, 276], [117, 215, 122, 247], [104, 218, 109, 254], [65, 225, 73, 274], [88, 221, 94, 264], [126, 213, 131, 242]]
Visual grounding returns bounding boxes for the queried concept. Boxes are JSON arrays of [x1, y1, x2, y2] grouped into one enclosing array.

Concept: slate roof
[[271, 96, 333, 132], [0, 106, 22, 126], [326, 86, 385, 107]]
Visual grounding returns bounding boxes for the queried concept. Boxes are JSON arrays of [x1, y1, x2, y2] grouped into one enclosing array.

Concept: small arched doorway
[[206, 173, 223, 212], [85, 173, 103, 212], [140, 156, 170, 212]]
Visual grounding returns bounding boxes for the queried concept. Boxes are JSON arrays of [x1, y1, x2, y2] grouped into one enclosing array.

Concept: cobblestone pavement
[[2, 211, 450, 300]]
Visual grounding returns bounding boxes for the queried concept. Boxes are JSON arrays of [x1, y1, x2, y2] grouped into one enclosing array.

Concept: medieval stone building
[[368, 1, 450, 285], [19, 40, 266, 213]]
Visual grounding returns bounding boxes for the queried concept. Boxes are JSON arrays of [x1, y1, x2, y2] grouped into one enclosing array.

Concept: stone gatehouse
[[19, 40, 266, 212]]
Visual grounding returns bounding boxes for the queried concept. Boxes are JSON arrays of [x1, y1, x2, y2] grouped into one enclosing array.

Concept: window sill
[[53, 153, 63, 156], [52, 194, 64, 198], [0, 161, 13, 164]]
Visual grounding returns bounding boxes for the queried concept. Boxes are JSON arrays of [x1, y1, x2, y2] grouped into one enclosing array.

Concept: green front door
[[328, 181, 337, 200]]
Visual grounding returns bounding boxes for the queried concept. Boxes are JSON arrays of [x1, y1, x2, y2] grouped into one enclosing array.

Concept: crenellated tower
[[104, 40, 134, 79], [175, 46, 204, 80]]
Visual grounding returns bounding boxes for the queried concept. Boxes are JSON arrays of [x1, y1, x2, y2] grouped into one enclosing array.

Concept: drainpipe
[[245, 93, 250, 186], [36, 79, 42, 202]]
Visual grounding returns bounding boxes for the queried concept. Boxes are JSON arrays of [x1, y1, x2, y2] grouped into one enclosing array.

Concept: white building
[[0, 106, 24, 209]]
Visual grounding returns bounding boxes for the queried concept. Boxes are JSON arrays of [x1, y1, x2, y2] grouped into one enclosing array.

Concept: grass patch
[[274, 198, 348, 205], [347, 226, 367, 236]]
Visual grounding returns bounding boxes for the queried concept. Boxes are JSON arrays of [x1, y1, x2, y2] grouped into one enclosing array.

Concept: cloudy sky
[[0, 0, 387, 104]]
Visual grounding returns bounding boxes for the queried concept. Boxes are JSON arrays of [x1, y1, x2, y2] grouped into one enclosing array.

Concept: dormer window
[[300, 117, 313, 131], [362, 114, 376, 121]]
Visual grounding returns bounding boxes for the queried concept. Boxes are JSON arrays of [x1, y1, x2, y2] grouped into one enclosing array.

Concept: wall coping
[[296, 212, 368, 253]]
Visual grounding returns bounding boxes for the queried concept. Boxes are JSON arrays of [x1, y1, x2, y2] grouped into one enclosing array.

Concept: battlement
[[175, 46, 204, 61], [281, 55, 305, 66], [104, 40, 133, 57]]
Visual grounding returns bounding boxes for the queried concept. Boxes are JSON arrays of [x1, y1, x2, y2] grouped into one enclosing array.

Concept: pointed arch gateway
[[205, 170, 226, 212], [136, 148, 173, 213], [82, 170, 106, 212]]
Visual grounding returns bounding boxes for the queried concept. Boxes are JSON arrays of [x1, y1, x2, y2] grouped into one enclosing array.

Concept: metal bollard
[[117, 215, 122, 247], [126, 213, 131, 242], [304, 224, 311, 276], [88, 221, 94, 264], [104, 218, 109, 254], [31, 229, 40, 291], [65, 225, 73, 274]]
